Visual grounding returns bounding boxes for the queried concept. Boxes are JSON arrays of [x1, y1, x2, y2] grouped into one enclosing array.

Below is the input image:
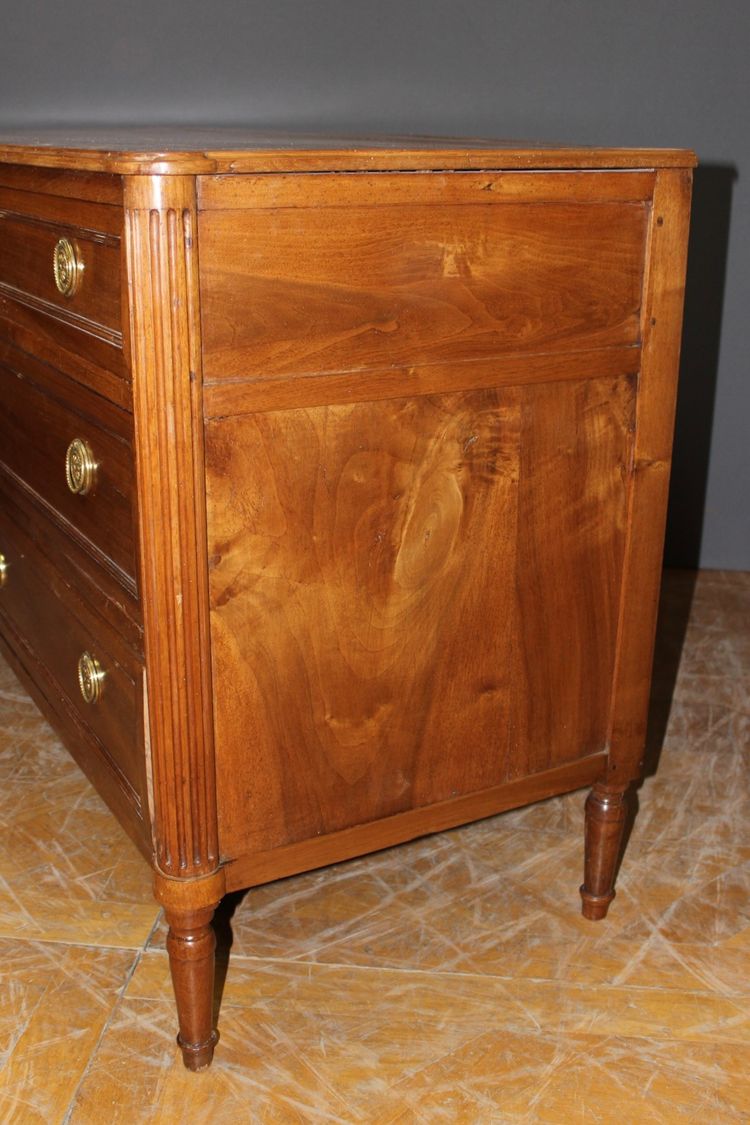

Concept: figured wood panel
[[200, 196, 647, 382], [207, 374, 634, 857]]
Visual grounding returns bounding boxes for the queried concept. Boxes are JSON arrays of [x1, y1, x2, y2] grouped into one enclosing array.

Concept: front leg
[[154, 870, 225, 1070], [580, 782, 629, 920], [164, 902, 219, 1070]]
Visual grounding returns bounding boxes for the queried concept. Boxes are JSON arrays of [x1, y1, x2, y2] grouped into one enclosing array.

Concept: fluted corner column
[[125, 175, 223, 1069]]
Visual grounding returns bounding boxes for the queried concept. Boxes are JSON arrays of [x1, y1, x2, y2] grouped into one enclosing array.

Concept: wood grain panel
[[203, 344, 639, 419], [510, 375, 635, 777], [200, 197, 647, 381], [208, 389, 521, 854], [208, 374, 633, 858], [198, 170, 656, 210]]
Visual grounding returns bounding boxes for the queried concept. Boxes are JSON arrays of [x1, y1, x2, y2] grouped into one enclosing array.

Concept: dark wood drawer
[[0, 491, 146, 808], [0, 201, 121, 335], [199, 172, 649, 383], [0, 341, 137, 585]]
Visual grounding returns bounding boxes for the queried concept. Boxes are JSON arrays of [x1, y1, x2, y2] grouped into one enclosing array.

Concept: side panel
[[207, 374, 633, 856]]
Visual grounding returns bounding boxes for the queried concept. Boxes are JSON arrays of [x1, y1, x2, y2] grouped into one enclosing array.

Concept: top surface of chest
[[0, 128, 696, 175]]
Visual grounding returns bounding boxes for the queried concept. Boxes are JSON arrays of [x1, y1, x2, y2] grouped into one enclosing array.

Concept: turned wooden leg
[[580, 782, 629, 921], [164, 904, 219, 1070]]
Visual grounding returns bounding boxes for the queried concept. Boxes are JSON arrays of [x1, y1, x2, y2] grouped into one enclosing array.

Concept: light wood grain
[[202, 343, 640, 419], [198, 170, 657, 210], [207, 374, 632, 859], [200, 191, 648, 382]]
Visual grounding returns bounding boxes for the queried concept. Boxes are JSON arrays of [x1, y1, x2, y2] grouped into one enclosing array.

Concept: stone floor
[[0, 569, 748, 1123]]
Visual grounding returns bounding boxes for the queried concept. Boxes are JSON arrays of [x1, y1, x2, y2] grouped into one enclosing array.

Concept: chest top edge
[[0, 129, 697, 177]]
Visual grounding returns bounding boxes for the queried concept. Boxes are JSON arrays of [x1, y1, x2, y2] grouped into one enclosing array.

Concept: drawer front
[[0, 207, 120, 335], [0, 493, 145, 806], [199, 172, 649, 383], [0, 343, 136, 584]]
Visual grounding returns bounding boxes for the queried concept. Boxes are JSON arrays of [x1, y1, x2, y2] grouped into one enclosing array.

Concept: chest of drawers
[[0, 131, 694, 1070]]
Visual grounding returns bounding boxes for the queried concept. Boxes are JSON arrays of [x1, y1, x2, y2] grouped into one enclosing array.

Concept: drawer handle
[[78, 651, 105, 704], [0, 553, 7, 588], [65, 438, 98, 496], [53, 237, 84, 297]]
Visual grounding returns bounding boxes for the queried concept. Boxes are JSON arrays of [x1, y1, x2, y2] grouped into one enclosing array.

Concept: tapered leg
[[165, 903, 219, 1070], [580, 782, 629, 920]]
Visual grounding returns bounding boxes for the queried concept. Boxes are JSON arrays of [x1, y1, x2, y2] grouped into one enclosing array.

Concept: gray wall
[[1, 1, 748, 568]]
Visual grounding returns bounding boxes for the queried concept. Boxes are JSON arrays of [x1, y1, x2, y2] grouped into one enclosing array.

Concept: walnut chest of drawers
[[0, 130, 694, 1069]]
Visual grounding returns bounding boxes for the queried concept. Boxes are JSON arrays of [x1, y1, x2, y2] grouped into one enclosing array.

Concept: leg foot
[[165, 903, 219, 1071], [580, 782, 628, 921]]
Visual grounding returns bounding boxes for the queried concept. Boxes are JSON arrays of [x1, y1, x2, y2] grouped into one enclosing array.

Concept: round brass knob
[[65, 438, 98, 496], [53, 237, 84, 297], [77, 651, 105, 704], [0, 553, 7, 589]]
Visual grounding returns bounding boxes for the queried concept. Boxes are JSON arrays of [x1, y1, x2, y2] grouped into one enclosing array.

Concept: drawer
[[0, 342, 137, 584], [0, 204, 121, 335], [199, 172, 649, 382], [0, 492, 146, 807]]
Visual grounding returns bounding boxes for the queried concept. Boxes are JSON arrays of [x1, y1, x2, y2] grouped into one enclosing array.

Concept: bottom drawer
[[0, 493, 146, 811]]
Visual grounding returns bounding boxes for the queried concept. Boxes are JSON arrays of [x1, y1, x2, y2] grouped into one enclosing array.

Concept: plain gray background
[[1, 1, 747, 569]]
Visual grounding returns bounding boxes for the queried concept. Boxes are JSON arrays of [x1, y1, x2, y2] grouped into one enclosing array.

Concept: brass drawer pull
[[53, 237, 84, 297], [0, 553, 7, 588], [65, 438, 98, 496], [78, 651, 105, 704]]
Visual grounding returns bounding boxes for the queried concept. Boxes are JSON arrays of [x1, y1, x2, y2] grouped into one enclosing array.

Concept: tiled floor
[[0, 569, 748, 1123]]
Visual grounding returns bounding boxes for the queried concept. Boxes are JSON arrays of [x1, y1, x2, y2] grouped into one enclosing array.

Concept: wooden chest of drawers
[[0, 130, 694, 1070]]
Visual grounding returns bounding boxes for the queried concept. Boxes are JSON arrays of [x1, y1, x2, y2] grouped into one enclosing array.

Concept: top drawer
[[198, 171, 652, 384], [0, 188, 121, 339]]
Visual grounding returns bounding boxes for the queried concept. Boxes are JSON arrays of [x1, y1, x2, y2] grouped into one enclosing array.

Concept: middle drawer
[[0, 341, 137, 586]]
